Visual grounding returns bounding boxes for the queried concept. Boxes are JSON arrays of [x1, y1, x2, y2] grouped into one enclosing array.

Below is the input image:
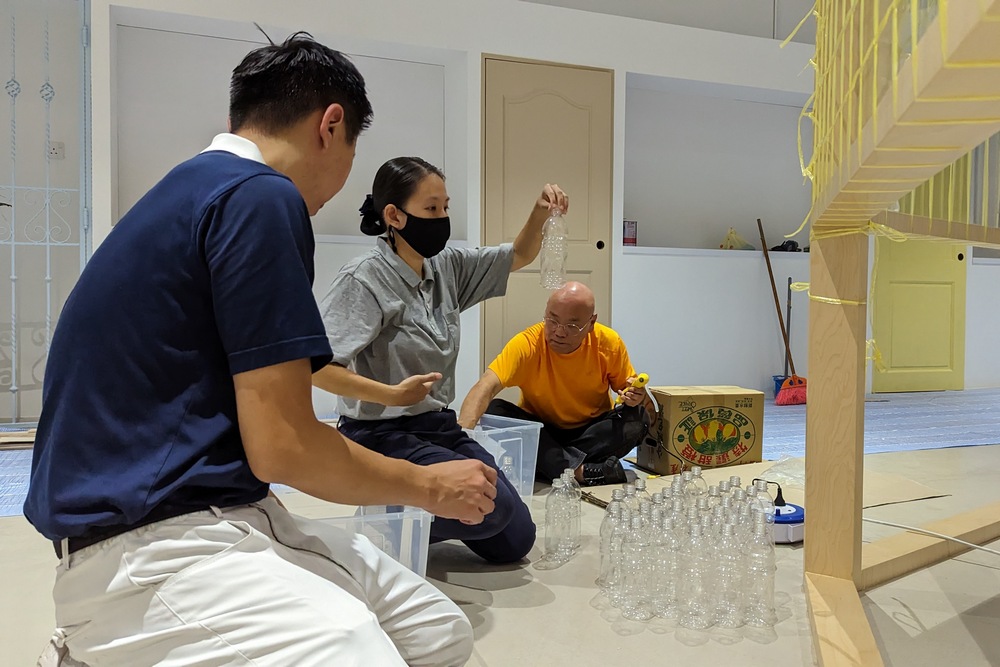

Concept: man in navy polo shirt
[[26, 33, 493, 667]]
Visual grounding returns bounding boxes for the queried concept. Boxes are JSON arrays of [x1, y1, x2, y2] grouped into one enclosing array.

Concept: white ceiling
[[519, 0, 817, 44]]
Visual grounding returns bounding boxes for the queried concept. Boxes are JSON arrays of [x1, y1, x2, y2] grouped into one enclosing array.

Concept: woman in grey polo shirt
[[315, 156, 567, 563]]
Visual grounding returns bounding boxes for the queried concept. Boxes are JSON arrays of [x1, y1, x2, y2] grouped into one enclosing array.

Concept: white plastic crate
[[469, 414, 541, 500], [316, 505, 434, 578]]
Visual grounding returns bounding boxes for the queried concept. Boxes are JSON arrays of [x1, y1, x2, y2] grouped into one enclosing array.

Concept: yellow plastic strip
[[798, 94, 817, 180], [866, 339, 888, 372], [780, 2, 818, 48], [910, 0, 918, 99], [897, 118, 1000, 126], [789, 281, 866, 306], [871, 0, 878, 142], [891, 6, 898, 116], [939, 0, 948, 56], [875, 146, 961, 152], [983, 138, 990, 228], [940, 60, 1000, 68]]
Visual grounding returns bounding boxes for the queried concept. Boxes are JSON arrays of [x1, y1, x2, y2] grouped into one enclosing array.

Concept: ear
[[319, 103, 346, 148], [383, 204, 406, 230]]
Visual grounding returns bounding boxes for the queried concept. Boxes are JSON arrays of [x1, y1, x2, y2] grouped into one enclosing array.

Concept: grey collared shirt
[[320, 237, 515, 420]]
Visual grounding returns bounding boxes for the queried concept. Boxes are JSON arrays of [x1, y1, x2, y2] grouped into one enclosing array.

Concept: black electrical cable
[[752, 478, 786, 507]]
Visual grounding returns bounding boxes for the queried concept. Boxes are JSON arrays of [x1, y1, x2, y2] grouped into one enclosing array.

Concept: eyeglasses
[[544, 317, 588, 334]]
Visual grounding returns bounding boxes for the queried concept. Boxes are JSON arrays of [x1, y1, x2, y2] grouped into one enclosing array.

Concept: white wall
[[524, 0, 817, 44], [614, 248, 811, 393], [624, 81, 811, 249], [113, 26, 460, 238]]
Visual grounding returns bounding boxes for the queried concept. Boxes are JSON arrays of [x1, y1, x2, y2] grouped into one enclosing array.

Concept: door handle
[[596, 240, 605, 250]]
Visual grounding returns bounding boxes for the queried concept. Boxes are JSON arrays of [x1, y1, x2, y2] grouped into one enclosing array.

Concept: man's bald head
[[543, 281, 597, 354], [546, 281, 595, 314]]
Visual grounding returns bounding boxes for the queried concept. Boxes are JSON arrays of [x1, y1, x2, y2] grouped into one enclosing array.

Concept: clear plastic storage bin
[[317, 505, 434, 578], [469, 414, 541, 500]]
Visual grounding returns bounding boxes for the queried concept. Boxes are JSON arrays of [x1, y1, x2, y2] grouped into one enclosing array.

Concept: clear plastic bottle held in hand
[[539, 208, 568, 289]]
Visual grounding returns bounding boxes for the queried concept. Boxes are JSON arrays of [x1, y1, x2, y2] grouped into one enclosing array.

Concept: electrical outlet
[[47, 141, 65, 160]]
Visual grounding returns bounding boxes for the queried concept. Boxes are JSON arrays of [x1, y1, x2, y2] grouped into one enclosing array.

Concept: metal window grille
[[0, 0, 90, 424]]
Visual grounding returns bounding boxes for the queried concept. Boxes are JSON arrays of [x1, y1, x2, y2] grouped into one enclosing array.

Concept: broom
[[757, 219, 807, 405]]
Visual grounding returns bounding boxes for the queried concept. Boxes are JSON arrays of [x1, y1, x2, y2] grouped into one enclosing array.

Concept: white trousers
[[38, 497, 473, 667]]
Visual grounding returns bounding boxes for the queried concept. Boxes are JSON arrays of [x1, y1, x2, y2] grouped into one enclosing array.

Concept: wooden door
[[871, 238, 967, 392], [482, 57, 614, 384]]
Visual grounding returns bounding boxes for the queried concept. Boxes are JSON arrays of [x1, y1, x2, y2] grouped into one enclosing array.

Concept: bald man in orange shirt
[[458, 282, 652, 487]]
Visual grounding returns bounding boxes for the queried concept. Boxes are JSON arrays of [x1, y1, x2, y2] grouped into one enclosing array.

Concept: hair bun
[[359, 194, 386, 235]]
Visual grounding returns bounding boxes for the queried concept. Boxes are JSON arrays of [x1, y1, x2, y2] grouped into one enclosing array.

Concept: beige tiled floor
[[3, 446, 999, 666]]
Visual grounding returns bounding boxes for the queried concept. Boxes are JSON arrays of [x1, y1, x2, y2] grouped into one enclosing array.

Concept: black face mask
[[394, 209, 451, 258]]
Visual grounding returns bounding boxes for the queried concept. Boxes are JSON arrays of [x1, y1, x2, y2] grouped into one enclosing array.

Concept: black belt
[[53, 530, 118, 559], [53, 504, 207, 559]]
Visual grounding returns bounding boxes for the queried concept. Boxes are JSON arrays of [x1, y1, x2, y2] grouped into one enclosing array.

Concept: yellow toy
[[615, 372, 649, 405]]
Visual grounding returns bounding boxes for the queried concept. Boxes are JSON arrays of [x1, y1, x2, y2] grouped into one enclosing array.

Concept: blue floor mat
[[0, 449, 33, 518], [2, 388, 998, 517], [762, 388, 1000, 460]]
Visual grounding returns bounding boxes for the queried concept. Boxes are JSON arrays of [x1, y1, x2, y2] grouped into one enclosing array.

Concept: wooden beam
[[805, 232, 869, 583], [872, 210, 1000, 248], [805, 573, 884, 667], [812, 0, 1000, 226], [861, 501, 1000, 590]]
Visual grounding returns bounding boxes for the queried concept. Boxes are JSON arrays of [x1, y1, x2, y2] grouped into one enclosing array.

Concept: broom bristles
[[775, 375, 807, 405]]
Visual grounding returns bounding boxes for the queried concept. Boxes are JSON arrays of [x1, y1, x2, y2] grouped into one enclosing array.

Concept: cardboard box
[[638, 386, 764, 475]]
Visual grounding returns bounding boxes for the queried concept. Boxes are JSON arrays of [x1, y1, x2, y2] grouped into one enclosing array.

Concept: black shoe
[[580, 456, 628, 487]]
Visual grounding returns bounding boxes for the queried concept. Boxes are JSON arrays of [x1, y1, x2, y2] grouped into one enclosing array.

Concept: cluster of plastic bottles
[[594, 469, 779, 631], [534, 467, 582, 570]]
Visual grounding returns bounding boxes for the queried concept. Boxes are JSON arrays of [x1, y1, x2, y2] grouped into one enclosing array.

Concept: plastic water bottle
[[596, 503, 623, 590], [607, 507, 632, 607], [620, 515, 654, 621], [563, 468, 581, 493], [690, 466, 710, 495], [678, 523, 714, 630], [544, 478, 569, 558], [607, 487, 625, 516], [652, 515, 681, 619], [669, 497, 686, 532], [753, 479, 776, 526], [536, 478, 574, 569], [697, 496, 711, 518], [713, 524, 745, 628], [622, 483, 639, 512], [681, 471, 703, 506], [539, 208, 568, 289], [638, 500, 653, 528], [706, 485, 722, 510], [561, 470, 582, 550], [634, 477, 653, 505], [700, 514, 715, 546], [744, 520, 777, 628], [500, 455, 517, 482]]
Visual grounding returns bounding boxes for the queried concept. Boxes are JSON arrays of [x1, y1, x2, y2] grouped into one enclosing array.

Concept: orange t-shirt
[[488, 322, 636, 429]]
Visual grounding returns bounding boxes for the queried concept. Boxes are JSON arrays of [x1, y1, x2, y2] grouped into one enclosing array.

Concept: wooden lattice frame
[[804, 1, 1000, 664]]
